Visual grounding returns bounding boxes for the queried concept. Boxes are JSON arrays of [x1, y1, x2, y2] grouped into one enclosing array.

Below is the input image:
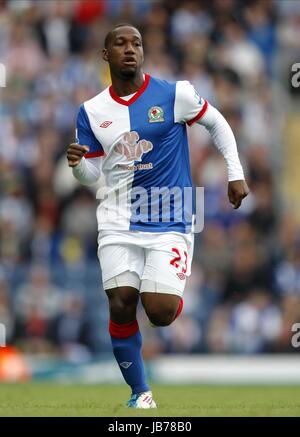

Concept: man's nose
[[124, 43, 135, 53]]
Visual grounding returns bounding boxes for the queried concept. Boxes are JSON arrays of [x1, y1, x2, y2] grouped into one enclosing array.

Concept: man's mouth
[[123, 58, 137, 66]]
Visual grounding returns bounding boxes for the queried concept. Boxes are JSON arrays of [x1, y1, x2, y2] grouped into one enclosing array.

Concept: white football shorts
[[97, 230, 194, 297]]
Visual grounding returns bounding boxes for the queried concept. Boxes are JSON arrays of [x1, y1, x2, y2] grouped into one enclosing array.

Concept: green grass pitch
[[0, 383, 300, 416]]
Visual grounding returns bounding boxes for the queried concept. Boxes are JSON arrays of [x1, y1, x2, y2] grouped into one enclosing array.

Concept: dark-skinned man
[[67, 23, 249, 409]]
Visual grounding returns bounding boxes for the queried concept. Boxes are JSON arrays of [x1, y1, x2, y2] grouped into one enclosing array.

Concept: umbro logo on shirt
[[100, 121, 113, 128], [177, 272, 186, 280], [119, 361, 132, 369]]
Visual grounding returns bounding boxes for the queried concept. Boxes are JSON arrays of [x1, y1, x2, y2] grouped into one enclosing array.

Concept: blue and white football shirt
[[76, 74, 208, 234]]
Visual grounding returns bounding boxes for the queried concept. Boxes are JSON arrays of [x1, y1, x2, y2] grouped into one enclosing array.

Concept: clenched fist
[[67, 143, 89, 167], [228, 180, 250, 209]]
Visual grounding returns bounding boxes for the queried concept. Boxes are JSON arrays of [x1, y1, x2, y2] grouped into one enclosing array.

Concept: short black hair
[[104, 23, 141, 48]]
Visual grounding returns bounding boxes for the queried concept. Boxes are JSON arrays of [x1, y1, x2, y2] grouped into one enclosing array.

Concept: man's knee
[[106, 286, 139, 323], [146, 307, 176, 326], [142, 293, 180, 327]]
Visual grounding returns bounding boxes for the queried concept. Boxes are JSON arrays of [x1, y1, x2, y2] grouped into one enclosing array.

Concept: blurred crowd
[[1, 0, 300, 361]]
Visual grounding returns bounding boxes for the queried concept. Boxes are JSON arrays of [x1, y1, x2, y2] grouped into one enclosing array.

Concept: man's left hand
[[228, 180, 250, 209]]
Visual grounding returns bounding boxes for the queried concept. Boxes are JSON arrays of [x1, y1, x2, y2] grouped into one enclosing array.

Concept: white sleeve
[[174, 80, 208, 125], [198, 104, 245, 181], [72, 156, 101, 186], [174, 81, 244, 181]]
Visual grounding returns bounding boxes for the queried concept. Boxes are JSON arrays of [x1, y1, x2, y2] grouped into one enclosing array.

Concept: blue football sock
[[109, 320, 149, 395]]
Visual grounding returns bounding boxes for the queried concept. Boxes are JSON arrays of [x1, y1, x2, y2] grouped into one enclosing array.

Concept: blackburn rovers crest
[[148, 106, 164, 123]]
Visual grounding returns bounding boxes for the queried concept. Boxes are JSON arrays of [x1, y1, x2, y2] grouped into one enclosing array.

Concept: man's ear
[[102, 48, 108, 62]]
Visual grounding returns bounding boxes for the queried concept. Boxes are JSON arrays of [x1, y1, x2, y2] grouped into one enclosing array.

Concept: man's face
[[103, 27, 144, 79]]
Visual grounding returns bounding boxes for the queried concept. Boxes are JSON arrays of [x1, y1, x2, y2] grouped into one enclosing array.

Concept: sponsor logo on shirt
[[115, 131, 153, 162]]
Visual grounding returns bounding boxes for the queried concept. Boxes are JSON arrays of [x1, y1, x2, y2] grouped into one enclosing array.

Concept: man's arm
[[67, 143, 101, 186], [175, 81, 249, 209], [198, 104, 249, 209], [68, 103, 104, 186]]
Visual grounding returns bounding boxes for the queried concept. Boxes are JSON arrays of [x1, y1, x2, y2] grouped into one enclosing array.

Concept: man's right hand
[[67, 143, 89, 167]]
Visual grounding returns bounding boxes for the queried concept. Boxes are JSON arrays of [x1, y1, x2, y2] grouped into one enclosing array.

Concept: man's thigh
[[140, 234, 194, 297], [98, 243, 144, 285]]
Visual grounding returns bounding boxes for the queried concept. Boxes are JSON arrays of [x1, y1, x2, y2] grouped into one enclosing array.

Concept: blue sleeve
[[76, 104, 104, 158]]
